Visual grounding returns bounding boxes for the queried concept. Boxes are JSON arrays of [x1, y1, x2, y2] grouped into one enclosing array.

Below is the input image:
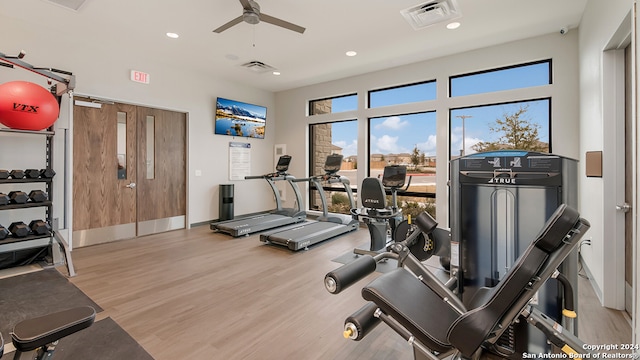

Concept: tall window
[[309, 120, 358, 214], [368, 111, 437, 218], [309, 94, 357, 115]]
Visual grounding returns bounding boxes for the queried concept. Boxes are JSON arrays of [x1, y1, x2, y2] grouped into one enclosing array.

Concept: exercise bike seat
[[11, 306, 96, 352], [361, 204, 588, 358]]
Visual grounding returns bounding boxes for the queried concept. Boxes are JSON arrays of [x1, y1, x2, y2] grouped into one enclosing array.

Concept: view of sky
[[326, 61, 550, 158]]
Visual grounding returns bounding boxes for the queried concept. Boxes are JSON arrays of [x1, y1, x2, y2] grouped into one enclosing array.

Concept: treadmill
[[259, 154, 359, 251], [210, 155, 306, 237]]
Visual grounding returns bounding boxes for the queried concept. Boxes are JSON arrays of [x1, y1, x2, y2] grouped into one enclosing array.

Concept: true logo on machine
[[488, 177, 516, 184]]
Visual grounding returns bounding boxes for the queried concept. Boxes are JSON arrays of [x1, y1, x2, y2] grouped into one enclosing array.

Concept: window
[[450, 99, 551, 158], [369, 81, 436, 108], [309, 120, 358, 214], [369, 111, 437, 218], [450, 60, 551, 97], [309, 94, 357, 115]]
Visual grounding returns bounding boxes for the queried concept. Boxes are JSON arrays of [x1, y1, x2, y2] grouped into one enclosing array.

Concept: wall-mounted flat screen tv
[[215, 97, 267, 139]]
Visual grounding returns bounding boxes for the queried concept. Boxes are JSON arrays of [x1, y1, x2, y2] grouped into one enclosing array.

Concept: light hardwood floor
[[62, 225, 631, 359]]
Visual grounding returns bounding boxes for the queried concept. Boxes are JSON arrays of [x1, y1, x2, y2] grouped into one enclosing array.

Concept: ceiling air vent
[[240, 60, 276, 74], [42, 0, 88, 11], [401, 0, 461, 30]]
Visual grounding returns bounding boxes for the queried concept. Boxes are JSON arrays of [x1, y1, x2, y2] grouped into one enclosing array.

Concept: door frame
[[601, 13, 633, 311], [69, 93, 190, 248]]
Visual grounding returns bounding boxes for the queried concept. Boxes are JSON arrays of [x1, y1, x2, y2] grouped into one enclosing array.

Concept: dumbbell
[[0, 224, 8, 240], [29, 220, 51, 235], [9, 221, 29, 237], [40, 168, 56, 179], [9, 169, 25, 179], [8, 191, 28, 204], [0, 193, 9, 206], [25, 169, 41, 178], [28, 190, 48, 203], [0, 170, 9, 180]]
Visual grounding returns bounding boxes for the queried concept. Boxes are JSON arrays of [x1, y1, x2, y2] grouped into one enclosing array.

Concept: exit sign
[[130, 70, 150, 84]]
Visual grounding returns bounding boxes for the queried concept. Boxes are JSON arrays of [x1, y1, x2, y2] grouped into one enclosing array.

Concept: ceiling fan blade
[[239, 0, 253, 11], [213, 15, 244, 33], [259, 13, 305, 34]]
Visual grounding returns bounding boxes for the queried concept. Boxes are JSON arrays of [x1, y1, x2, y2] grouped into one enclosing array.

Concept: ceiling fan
[[213, 0, 306, 34]]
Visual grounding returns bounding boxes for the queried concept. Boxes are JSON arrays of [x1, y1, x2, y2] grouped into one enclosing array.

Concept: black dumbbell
[[0, 193, 9, 206], [28, 190, 48, 203], [0, 224, 8, 240], [25, 169, 41, 178], [40, 168, 56, 179], [29, 220, 51, 235], [8, 191, 28, 204], [0, 170, 9, 180], [9, 221, 29, 237], [9, 170, 25, 179]]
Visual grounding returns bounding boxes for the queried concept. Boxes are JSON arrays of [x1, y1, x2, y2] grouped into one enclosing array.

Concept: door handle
[[616, 202, 631, 213], [125, 182, 136, 189]]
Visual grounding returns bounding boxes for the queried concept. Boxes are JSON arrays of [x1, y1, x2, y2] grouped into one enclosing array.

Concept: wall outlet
[[195, 170, 202, 176]]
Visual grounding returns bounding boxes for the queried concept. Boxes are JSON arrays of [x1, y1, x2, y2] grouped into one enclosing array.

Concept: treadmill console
[[382, 165, 406, 188], [275, 155, 292, 173], [324, 154, 343, 175]]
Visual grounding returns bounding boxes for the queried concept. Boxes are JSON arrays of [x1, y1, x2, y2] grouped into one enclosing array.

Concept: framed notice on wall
[[229, 142, 251, 180]]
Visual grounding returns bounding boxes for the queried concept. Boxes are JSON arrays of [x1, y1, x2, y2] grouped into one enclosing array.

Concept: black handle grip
[[343, 302, 381, 341], [324, 255, 377, 294]]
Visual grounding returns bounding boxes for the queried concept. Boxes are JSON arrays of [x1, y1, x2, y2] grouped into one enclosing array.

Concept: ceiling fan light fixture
[[243, 11, 260, 25]]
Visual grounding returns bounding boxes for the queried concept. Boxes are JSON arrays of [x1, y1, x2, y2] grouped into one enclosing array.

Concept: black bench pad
[[12, 306, 96, 352]]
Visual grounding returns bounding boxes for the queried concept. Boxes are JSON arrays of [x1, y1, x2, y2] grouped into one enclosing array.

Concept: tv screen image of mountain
[[215, 97, 267, 139]]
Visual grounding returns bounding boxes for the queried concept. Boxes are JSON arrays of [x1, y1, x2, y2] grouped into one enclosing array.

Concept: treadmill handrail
[[294, 174, 356, 214], [243, 172, 303, 213]]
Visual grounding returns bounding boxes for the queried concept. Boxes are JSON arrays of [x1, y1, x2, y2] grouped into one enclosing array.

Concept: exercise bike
[[325, 204, 593, 360], [350, 165, 411, 256], [1, 306, 95, 360]]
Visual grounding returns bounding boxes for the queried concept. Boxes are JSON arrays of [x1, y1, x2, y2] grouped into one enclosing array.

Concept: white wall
[[577, 0, 633, 310], [275, 31, 581, 224], [0, 13, 279, 228]]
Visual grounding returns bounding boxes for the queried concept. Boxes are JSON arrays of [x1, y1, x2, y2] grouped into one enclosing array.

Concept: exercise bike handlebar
[[350, 207, 402, 220]]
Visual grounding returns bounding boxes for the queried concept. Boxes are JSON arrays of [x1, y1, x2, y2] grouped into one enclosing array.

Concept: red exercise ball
[[0, 81, 60, 131]]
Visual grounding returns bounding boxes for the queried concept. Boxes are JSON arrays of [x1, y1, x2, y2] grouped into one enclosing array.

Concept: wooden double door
[[72, 98, 186, 247]]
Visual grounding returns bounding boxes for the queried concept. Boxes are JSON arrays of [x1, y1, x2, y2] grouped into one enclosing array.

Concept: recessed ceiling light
[[272, 71, 281, 76], [166, 32, 179, 38], [446, 22, 461, 30], [346, 51, 357, 57]]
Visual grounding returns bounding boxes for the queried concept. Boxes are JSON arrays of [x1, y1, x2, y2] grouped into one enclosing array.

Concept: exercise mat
[[0, 268, 102, 341], [49, 316, 155, 360]]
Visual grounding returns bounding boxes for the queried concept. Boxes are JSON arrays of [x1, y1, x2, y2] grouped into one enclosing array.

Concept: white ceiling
[[2, 0, 587, 92]]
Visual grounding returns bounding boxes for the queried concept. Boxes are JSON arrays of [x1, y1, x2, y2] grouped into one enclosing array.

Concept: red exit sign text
[[130, 70, 150, 84]]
